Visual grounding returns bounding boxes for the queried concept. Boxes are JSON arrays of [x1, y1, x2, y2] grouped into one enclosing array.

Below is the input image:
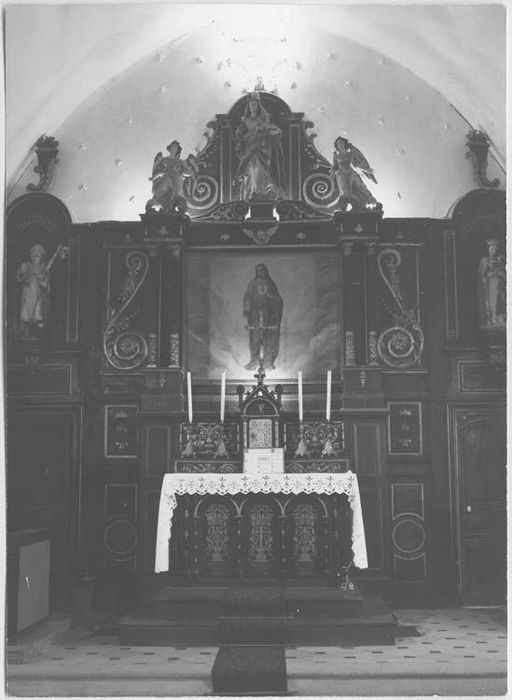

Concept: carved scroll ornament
[[103, 251, 149, 370], [377, 248, 424, 368]]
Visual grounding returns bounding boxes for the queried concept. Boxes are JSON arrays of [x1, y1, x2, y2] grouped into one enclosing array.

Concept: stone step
[[117, 598, 395, 647], [212, 645, 287, 695], [148, 584, 362, 620]]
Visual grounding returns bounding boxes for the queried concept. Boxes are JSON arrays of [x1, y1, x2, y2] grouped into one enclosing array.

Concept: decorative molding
[[176, 461, 242, 473], [458, 361, 505, 393], [285, 460, 349, 473], [392, 519, 426, 555], [391, 483, 425, 520], [443, 229, 459, 340], [104, 483, 138, 520], [103, 517, 138, 559]]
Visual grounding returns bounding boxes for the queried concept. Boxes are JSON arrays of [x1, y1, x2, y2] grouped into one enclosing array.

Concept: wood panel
[[353, 422, 382, 475], [7, 409, 81, 611]]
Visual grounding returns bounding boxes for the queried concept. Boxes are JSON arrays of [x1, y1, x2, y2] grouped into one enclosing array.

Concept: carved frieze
[[180, 422, 240, 459], [285, 421, 345, 458]]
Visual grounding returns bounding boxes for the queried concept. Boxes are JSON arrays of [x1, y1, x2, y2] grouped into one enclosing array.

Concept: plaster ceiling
[[5, 3, 506, 221]]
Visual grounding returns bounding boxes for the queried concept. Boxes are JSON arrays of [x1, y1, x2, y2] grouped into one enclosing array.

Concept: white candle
[[326, 370, 332, 422], [297, 371, 303, 422], [187, 371, 193, 423], [220, 371, 226, 423]]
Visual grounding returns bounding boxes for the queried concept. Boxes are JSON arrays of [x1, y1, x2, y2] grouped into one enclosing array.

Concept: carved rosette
[[377, 248, 424, 368], [103, 251, 149, 370]]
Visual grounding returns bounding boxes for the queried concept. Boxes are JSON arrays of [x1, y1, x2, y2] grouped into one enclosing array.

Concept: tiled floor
[[7, 607, 507, 697]]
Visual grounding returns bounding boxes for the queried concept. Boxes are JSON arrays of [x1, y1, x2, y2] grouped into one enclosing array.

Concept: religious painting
[[388, 402, 423, 456], [104, 405, 138, 458], [184, 252, 341, 379]]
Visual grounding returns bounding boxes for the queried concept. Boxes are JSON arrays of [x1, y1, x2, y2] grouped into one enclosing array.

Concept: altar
[[155, 471, 368, 576]]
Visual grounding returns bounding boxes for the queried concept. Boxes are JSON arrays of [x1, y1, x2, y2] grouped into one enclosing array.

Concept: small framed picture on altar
[[104, 405, 138, 459], [387, 402, 423, 456]]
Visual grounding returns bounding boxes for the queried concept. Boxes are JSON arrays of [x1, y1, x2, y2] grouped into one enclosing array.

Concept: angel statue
[[146, 140, 197, 214], [330, 137, 378, 211]]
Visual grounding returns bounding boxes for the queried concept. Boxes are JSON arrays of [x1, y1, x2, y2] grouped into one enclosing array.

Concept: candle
[[326, 370, 332, 422], [220, 371, 226, 423], [187, 371, 193, 423], [297, 371, 303, 422]]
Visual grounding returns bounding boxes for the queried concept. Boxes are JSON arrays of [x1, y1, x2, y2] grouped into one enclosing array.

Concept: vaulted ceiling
[[5, 3, 506, 221]]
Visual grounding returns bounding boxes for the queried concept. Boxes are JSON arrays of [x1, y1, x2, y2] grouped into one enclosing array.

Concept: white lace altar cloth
[[154, 471, 368, 572]]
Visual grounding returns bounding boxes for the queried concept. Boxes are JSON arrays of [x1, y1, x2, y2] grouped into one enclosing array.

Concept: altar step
[[147, 585, 363, 620], [117, 595, 396, 647]]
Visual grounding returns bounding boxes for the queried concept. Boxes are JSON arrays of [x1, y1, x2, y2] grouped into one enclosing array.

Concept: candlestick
[[187, 371, 193, 424], [297, 370, 303, 422], [326, 370, 332, 422], [220, 371, 226, 423]]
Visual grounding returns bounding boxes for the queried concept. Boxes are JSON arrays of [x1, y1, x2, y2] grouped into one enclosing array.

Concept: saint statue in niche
[[235, 93, 285, 200], [330, 136, 378, 210], [16, 243, 68, 337], [243, 263, 283, 371], [477, 239, 506, 330], [146, 140, 197, 214]]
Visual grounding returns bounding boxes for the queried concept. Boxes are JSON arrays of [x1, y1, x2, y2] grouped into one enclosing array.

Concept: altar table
[[154, 471, 368, 572]]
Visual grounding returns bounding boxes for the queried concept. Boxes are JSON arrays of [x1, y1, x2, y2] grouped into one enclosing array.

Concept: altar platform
[[116, 584, 396, 648]]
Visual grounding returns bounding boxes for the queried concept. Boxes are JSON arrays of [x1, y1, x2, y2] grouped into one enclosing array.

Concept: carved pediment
[[158, 91, 345, 219]]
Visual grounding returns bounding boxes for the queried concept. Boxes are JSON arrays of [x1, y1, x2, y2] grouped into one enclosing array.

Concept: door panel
[[7, 411, 79, 610], [450, 407, 506, 604]]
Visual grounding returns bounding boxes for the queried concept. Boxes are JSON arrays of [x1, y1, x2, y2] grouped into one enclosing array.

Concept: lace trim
[[155, 471, 368, 571]]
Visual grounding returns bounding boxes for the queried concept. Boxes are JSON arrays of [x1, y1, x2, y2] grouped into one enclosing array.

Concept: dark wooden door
[[7, 409, 80, 610], [449, 405, 506, 604]]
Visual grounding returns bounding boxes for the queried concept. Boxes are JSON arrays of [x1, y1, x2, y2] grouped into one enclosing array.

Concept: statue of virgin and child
[[235, 93, 285, 201]]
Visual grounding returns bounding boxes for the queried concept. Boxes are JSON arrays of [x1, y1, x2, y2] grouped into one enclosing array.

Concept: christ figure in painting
[[243, 263, 283, 370]]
